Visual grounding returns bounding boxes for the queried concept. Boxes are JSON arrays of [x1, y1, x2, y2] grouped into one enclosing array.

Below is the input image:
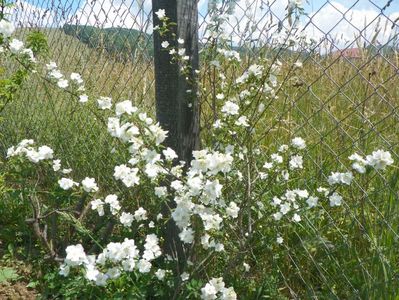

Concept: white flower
[[70, 72, 83, 84], [329, 192, 342, 207], [178, 48, 185, 56], [163, 147, 178, 161], [295, 189, 309, 198], [203, 179, 223, 202], [201, 283, 217, 300], [215, 242, 225, 252], [161, 41, 169, 48], [155, 269, 166, 280], [294, 61, 303, 68], [366, 150, 394, 170], [181, 272, 190, 281], [280, 202, 291, 215], [97, 96, 112, 110], [289, 155, 303, 169], [263, 162, 273, 169], [79, 94, 88, 103], [58, 178, 78, 190], [276, 236, 284, 244], [81, 177, 99, 193], [216, 93, 224, 100], [9, 39, 24, 53], [120, 212, 134, 227], [155, 9, 166, 20], [37, 145, 54, 160], [278, 144, 289, 152], [46, 61, 57, 70], [114, 165, 140, 187], [57, 79, 69, 89], [0, 20, 15, 37], [52, 159, 61, 171], [143, 234, 161, 261], [155, 186, 167, 198], [94, 273, 108, 286], [273, 212, 282, 221], [48, 69, 63, 80], [65, 244, 87, 266], [226, 202, 239, 218], [171, 180, 183, 191], [317, 186, 329, 196], [90, 199, 105, 216], [179, 227, 194, 244], [271, 153, 283, 164], [292, 213, 301, 222], [348, 153, 367, 173], [134, 207, 147, 221], [177, 38, 184, 44], [328, 172, 353, 185], [149, 123, 168, 145], [221, 101, 239, 116], [306, 196, 318, 208], [235, 116, 249, 127], [201, 278, 236, 300], [104, 194, 121, 215], [221, 287, 237, 300], [59, 264, 70, 277], [137, 259, 151, 273], [243, 262, 250, 272], [291, 137, 306, 149], [85, 264, 100, 281], [115, 100, 137, 116], [106, 267, 121, 279], [213, 119, 223, 129], [62, 168, 72, 174], [21, 48, 36, 62]]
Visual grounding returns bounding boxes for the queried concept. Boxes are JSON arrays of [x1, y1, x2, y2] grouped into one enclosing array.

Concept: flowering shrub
[[1, 3, 397, 299]]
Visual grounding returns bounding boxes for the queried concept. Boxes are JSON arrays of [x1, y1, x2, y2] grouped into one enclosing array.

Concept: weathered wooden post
[[152, 0, 200, 270]]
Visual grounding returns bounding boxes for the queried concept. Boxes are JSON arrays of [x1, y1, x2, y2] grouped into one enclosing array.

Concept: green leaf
[[0, 267, 19, 283], [26, 281, 38, 288]]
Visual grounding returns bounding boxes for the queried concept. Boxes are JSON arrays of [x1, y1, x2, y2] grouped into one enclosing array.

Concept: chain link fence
[[1, 0, 399, 297]]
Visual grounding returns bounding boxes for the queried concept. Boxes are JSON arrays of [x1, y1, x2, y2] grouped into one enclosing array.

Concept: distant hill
[[62, 24, 317, 62], [63, 24, 154, 60]]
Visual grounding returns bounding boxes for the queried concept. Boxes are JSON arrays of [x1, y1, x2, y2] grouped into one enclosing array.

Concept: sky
[[8, 0, 399, 49]]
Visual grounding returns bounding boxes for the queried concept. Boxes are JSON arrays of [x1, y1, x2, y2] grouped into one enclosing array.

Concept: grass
[[1, 28, 399, 298]]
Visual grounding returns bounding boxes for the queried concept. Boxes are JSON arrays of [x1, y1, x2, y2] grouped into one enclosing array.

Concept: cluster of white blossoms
[[0, 19, 15, 37], [154, 10, 192, 74], [272, 189, 310, 222], [7, 139, 53, 163], [46, 62, 87, 101], [200, 277, 237, 300], [263, 137, 395, 228], [170, 148, 235, 250], [349, 150, 394, 173], [6, 140, 100, 195], [0, 20, 36, 63], [8, 143, 70, 174], [216, 48, 241, 62], [3, 81, 180, 287], [2, 38, 238, 285], [327, 172, 353, 185], [59, 234, 163, 286]]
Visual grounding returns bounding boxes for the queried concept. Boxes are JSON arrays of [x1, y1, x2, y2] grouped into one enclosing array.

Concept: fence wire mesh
[[1, 0, 399, 297]]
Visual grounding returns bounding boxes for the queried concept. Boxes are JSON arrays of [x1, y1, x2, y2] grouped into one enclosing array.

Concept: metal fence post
[[152, 0, 200, 271]]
